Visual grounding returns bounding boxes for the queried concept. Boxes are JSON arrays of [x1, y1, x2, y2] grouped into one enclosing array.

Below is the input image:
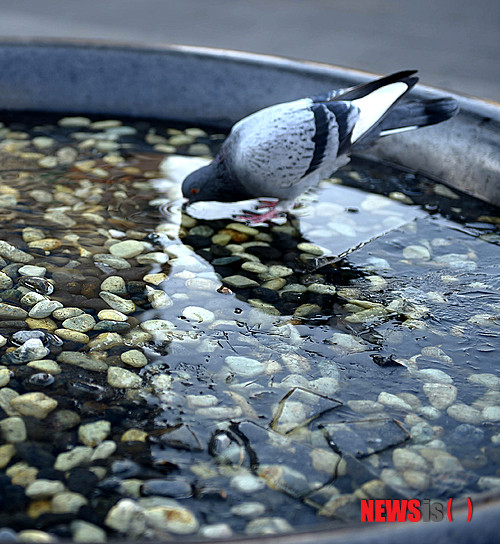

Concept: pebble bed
[[0, 113, 499, 542]]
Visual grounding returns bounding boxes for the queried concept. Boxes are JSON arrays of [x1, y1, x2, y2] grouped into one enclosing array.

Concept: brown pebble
[[219, 229, 249, 243]]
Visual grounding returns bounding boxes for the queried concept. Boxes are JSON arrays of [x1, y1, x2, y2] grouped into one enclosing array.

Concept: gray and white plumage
[[182, 71, 458, 206]]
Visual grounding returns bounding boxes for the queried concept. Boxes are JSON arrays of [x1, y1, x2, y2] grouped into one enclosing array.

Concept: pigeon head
[[182, 162, 220, 203], [182, 152, 250, 204]]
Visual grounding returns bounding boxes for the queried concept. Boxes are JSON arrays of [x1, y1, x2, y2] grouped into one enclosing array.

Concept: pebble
[[392, 448, 429, 472], [145, 504, 199, 535], [71, 521, 107, 543], [0, 416, 27, 442], [109, 240, 146, 258], [0, 368, 10, 387], [17, 530, 56, 543], [57, 352, 108, 372], [447, 403, 483, 424], [0, 240, 34, 263], [78, 420, 111, 447], [230, 502, 266, 519], [329, 333, 367, 353], [10, 392, 57, 419], [54, 329, 90, 344], [225, 355, 266, 377], [224, 275, 260, 288], [121, 349, 148, 368], [423, 383, 457, 410], [181, 306, 215, 323], [245, 517, 293, 535], [54, 446, 93, 471], [98, 308, 128, 322], [91, 440, 117, 461], [100, 291, 136, 314], [230, 473, 267, 493], [25, 479, 65, 499], [28, 300, 64, 318], [0, 302, 28, 319], [108, 366, 142, 389], [147, 289, 173, 309], [62, 313, 96, 332]]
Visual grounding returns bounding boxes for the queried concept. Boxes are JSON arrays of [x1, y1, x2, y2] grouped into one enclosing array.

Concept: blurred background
[[0, 0, 498, 101]]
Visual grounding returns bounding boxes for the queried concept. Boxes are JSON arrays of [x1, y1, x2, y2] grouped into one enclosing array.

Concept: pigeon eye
[[190, 188, 200, 195]]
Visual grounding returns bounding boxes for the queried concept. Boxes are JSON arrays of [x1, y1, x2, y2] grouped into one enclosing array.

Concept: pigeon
[[182, 70, 458, 220]]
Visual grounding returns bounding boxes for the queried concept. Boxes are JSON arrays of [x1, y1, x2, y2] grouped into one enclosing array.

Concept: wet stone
[[108, 366, 142, 389], [121, 349, 148, 368], [141, 478, 192, 499], [225, 356, 266, 377], [28, 300, 64, 318], [0, 303, 28, 319], [62, 313, 96, 332], [78, 420, 111, 447], [99, 291, 136, 314], [109, 240, 146, 259], [10, 392, 57, 419], [0, 241, 34, 263]]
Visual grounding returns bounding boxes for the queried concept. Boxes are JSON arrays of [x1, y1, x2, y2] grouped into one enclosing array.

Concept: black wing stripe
[[303, 104, 330, 177], [326, 101, 356, 155]]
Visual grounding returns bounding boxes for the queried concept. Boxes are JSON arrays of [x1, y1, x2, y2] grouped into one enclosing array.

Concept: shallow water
[[0, 112, 499, 541]]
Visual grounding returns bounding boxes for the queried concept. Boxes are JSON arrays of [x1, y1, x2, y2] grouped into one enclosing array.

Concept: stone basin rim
[[0, 38, 499, 543], [0, 38, 499, 205]]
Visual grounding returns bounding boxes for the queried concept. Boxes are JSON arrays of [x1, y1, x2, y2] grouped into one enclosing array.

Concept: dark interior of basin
[[0, 107, 499, 542]]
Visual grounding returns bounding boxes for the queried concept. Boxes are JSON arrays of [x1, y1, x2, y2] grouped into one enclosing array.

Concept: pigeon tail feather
[[378, 97, 459, 136]]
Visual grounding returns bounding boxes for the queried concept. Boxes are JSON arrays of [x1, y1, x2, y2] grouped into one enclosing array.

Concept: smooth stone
[[145, 504, 199, 535], [10, 392, 57, 419], [392, 448, 428, 472], [98, 309, 128, 322], [181, 306, 215, 323], [28, 238, 62, 251], [19, 265, 47, 277], [0, 368, 10, 387], [91, 440, 117, 461], [297, 242, 324, 256], [54, 329, 90, 344], [100, 291, 136, 314], [245, 517, 293, 535], [57, 352, 107, 372], [225, 355, 266, 377], [403, 470, 430, 491], [27, 360, 61, 375], [224, 275, 259, 288], [109, 240, 146, 259], [147, 289, 173, 309], [403, 245, 432, 260], [0, 271, 13, 288], [108, 366, 142, 389], [143, 272, 169, 285], [25, 479, 65, 499], [62, 313, 96, 332], [71, 521, 107, 543], [0, 302, 28, 319], [347, 400, 385, 413], [52, 307, 84, 320], [329, 333, 366, 353], [0, 416, 27, 442], [469, 373, 500, 390], [94, 254, 131, 269], [447, 403, 483, 424], [121, 350, 148, 368], [0, 388, 21, 416], [100, 275, 127, 294], [230, 473, 266, 493], [483, 406, 500, 421], [230, 502, 266, 519], [378, 392, 413, 412], [121, 429, 148, 442], [0, 241, 34, 263], [306, 283, 337, 295], [136, 252, 169, 265], [28, 300, 63, 318], [423, 383, 457, 410], [54, 446, 93, 471], [4, 339, 49, 364], [0, 443, 16, 468], [78, 420, 111, 447], [87, 332, 124, 350], [417, 369, 453, 384]]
